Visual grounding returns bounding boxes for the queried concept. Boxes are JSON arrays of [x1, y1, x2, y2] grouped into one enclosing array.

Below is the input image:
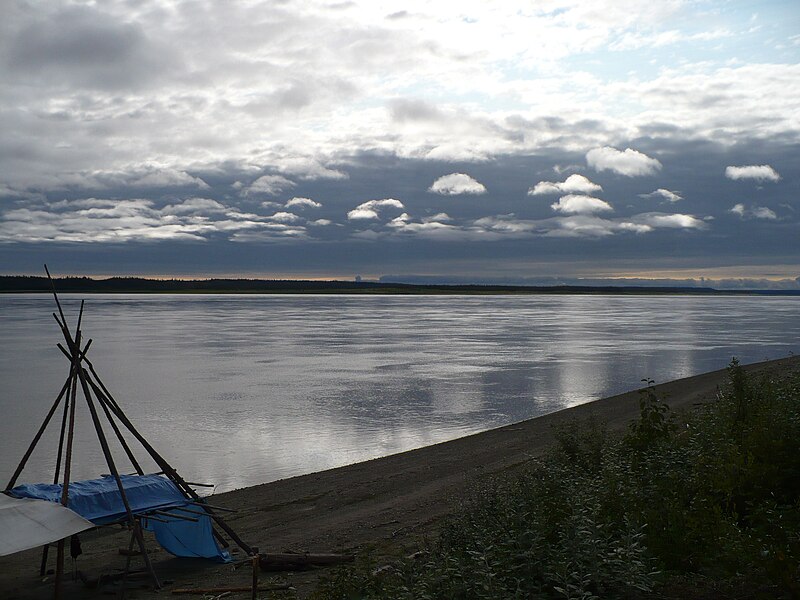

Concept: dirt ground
[[2, 355, 798, 599]]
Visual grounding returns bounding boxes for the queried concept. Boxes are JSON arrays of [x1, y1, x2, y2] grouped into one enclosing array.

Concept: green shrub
[[314, 361, 800, 599]]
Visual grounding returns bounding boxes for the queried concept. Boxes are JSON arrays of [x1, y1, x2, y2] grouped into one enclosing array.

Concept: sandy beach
[[2, 355, 798, 599]]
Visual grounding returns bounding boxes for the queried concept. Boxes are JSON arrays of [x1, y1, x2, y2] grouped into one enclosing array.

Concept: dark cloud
[[1, 141, 797, 281], [389, 98, 445, 122], [4, 4, 181, 91]]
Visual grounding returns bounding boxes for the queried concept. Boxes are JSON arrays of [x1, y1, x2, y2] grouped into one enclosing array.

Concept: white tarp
[[0, 493, 93, 556]]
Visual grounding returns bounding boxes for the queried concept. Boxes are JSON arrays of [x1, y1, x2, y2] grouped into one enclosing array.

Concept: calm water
[[1, 293, 798, 492]]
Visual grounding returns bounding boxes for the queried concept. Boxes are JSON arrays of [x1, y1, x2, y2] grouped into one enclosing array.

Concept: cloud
[[130, 169, 209, 189], [276, 158, 348, 180], [528, 174, 602, 196], [549, 215, 642, 237], [347, 198, 405, 220], [725, 165, 781, 182], [632, 212, 706, 229], [423, 212, 452, 223], [549, 212, 704, 238], [730, 203, 746, 216], [752, 206, 777, 220], [473, 215, 541, 235], [730, 203, 778, 220], [429, 173, 487, 195], [386, 217, 474, 241], [389, 98, 445, 122], [244, 175, 296, 196], [0, 197, 311, 243], [586, 147, 662, 177], [551, 194, 613, 214], [161, 198, 228, 215], [3, 4, 180, 91], [285, 197, 322, 208], [266, 211, 303, 223], [639, 188, 683, 202]]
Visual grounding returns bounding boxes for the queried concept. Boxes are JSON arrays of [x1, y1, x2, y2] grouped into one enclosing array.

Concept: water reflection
[[1, 293, 798, 492]]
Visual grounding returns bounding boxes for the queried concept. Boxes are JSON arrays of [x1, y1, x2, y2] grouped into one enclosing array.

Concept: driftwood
[[258, 552, 354, 571], [171, 584, 291, 594]]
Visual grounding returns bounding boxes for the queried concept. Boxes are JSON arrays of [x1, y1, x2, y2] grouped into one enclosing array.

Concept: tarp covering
[[143, 514, 231, 562], [0, 493, 92, 557], [11, 474, 186, 526], [10, 474, 230, 563]]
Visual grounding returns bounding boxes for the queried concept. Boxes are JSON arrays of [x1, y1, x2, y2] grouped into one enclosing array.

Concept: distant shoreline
[[2, 275, 799, 295]]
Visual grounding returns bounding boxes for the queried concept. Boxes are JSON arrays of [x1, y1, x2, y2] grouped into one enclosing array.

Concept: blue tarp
[[10, 474, 231, 563]]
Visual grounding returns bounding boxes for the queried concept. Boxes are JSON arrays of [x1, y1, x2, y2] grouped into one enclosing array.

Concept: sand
[[2, 355, 798, 599]]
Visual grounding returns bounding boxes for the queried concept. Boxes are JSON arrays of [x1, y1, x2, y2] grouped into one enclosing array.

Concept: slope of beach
[[1, 355, 798, 598]]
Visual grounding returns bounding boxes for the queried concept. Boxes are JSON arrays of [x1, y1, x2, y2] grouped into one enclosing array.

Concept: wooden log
[[251, 554, 259, 600], [171, 584, 291, 595], [258, 552, 355, 571]]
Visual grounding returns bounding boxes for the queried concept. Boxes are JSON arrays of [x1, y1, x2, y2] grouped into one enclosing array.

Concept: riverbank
[[2, 355, 799, 598]]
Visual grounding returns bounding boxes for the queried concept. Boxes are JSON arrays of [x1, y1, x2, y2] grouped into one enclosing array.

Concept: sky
[[1, 0, 799, 287]]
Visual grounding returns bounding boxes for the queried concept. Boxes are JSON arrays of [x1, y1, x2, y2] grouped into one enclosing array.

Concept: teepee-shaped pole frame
[[5, 266, 254, 598]]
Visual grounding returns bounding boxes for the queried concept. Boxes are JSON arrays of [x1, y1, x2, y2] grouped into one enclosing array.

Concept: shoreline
[[2, 354, 799, 598]]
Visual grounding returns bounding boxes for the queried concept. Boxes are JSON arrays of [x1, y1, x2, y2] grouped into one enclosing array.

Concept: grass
[[312, 360, 800, 599]]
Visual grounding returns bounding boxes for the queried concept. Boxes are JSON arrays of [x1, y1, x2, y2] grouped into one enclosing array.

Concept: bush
[[314, 361, 800, 599]]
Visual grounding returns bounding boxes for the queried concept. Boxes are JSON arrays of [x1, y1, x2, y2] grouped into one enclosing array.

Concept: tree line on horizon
[[1, 274, 785, 295]]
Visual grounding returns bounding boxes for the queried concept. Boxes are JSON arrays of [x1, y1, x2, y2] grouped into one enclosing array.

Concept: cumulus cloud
[[0, 197, 310, 243], [285, 197, 322, 208], [387, 217, 476, 241], [586, 147, 662, 177], [752, 206, 778, 220], [730, 203, 778, 219], [528, 174, 602, 196], [639, 188, 683, 202], [549, 212, 704, 238], [725, 165, 781, 182], [429, 173, 487, 195], [423, 212, 452, 223], [632, 212, 706, 229], [244, 175, 296, 196], [551, 194, 613, 214], [730, 203, 746, 216], [130, 169, 209, 189], [276, 158, 348, 180], [549, 215, 640, 237], [162, 198, 228, 215], [267, 211, 303, 223], [347, 198, 405, 220], [474, 215, 541, 235]]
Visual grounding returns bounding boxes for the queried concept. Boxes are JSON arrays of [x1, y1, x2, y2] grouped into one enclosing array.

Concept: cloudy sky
[[1, 0, 798, 286]]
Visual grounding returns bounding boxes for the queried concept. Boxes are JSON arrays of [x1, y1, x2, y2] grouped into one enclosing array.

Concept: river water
[[1, 293, 798, 492]]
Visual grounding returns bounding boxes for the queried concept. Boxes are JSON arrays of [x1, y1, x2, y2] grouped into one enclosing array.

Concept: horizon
[[1, 1, 798, 278], [2, 271, 799, 291]]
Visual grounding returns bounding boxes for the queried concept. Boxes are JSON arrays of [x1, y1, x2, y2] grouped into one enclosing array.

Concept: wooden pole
[[90, 372, 144, 475], [40, 368, 74, 576], [44, 265, 68, 331], [54, 328, 81, 600], [4, 374, 72, 490], [73, 355, 160, 589]]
